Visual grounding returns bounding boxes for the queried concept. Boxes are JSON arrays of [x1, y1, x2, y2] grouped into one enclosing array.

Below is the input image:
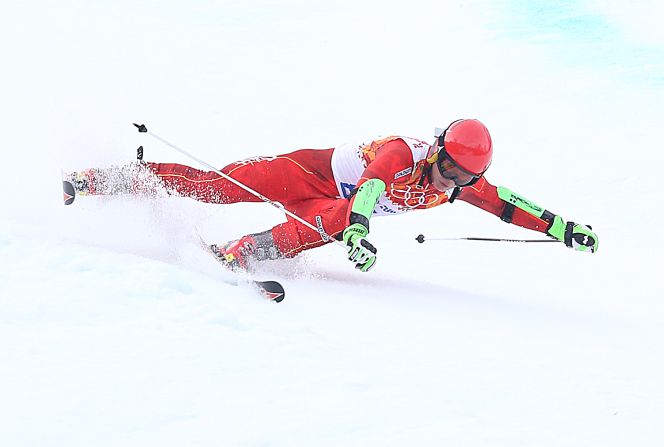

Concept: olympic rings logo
[[389, 185, 445, 209]]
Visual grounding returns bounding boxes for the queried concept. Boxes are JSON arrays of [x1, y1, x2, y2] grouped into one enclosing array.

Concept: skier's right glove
[[547, 215, 599, 253], [343, 223, 377, 272]]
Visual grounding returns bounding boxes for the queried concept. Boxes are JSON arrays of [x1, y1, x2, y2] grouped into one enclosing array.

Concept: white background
[[1, 1, 662, 445]]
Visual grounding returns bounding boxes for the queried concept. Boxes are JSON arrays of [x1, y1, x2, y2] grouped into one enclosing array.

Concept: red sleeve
[[457, 177, 550, 233]]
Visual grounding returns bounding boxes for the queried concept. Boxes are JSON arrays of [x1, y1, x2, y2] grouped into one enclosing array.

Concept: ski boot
[[64, 166, 134, 197], [64, 169, 95, 196], [209, 230, 282, 272], [63, 169, 99, 205], [63, 162, 160, 200]]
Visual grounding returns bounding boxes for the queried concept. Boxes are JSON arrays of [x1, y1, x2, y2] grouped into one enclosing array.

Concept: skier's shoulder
[[331, 135, 430, 173], [361, 135, 429, 158], [392, 135, 430, 148], [333, 135, 427, 151], [377, 135, 431, 165], [370, 135, 428, 150]]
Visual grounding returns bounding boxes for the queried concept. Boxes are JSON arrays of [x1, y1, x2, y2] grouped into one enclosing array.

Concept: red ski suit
[[147, 137, 550, 257]]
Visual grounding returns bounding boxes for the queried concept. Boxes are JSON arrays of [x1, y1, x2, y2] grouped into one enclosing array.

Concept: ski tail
[[63, 179, 76, 205]]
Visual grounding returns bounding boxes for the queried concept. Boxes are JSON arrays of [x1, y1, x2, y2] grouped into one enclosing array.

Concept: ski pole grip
[[133, 123, 148, 133]]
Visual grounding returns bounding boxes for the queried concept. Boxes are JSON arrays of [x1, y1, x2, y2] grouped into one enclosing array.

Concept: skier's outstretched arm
[[458, 177, 599, 253]]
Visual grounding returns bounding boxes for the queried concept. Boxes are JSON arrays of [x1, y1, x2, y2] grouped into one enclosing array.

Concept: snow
[[1, 1, 663, 446]]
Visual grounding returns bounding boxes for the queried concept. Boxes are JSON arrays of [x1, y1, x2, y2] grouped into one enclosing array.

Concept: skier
[[67, 119, 598, 272]]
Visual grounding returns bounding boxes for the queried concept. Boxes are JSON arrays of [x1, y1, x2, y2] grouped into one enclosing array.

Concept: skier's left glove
[[343, 223, 377, 272], [547, 215, 599, 253]]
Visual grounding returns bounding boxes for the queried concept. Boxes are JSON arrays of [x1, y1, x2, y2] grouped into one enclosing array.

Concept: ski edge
[[197, 233, 285, 303]]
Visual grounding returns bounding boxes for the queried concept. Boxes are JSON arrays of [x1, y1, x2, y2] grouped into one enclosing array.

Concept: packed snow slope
[[1, 1, 663, 446]]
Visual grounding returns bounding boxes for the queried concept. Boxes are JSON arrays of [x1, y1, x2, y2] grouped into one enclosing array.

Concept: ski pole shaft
[[415, 234, 560, 244], [133, 123, 345, 247]]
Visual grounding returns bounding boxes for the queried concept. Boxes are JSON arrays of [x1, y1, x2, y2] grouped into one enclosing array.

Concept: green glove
[[547, 215, 599, 253], [343, 223, 377, 272]]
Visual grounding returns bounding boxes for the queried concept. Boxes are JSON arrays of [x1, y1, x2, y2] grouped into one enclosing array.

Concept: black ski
[[63, 180, 76, 205], [199, 236, 285, 303], [250, 280, 286, 303]]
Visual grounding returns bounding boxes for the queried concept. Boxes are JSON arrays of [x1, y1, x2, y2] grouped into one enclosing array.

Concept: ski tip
[[62, 180, 76, 205], [255, 281, 285, 303]]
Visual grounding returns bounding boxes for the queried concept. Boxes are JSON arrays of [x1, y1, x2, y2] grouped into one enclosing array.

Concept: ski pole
[[415, 234, 560, 244], [133, 123, 346, 247]]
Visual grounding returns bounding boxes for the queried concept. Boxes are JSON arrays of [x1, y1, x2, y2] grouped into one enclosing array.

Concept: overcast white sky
[[1, 2, 663, 446]]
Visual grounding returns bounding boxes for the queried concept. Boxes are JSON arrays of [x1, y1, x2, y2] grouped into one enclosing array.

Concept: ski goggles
[[431, 135, 483, 187]]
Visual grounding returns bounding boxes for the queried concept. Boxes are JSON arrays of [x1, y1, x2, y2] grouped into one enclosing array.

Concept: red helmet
[[441, 119, 493, 175]]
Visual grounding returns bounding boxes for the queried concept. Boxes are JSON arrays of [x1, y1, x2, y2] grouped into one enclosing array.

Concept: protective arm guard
[[497, 186, 599, 253], [343, 179, 386, 272], [496, 186, 555, 222], [347, 178, 386, 230]]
